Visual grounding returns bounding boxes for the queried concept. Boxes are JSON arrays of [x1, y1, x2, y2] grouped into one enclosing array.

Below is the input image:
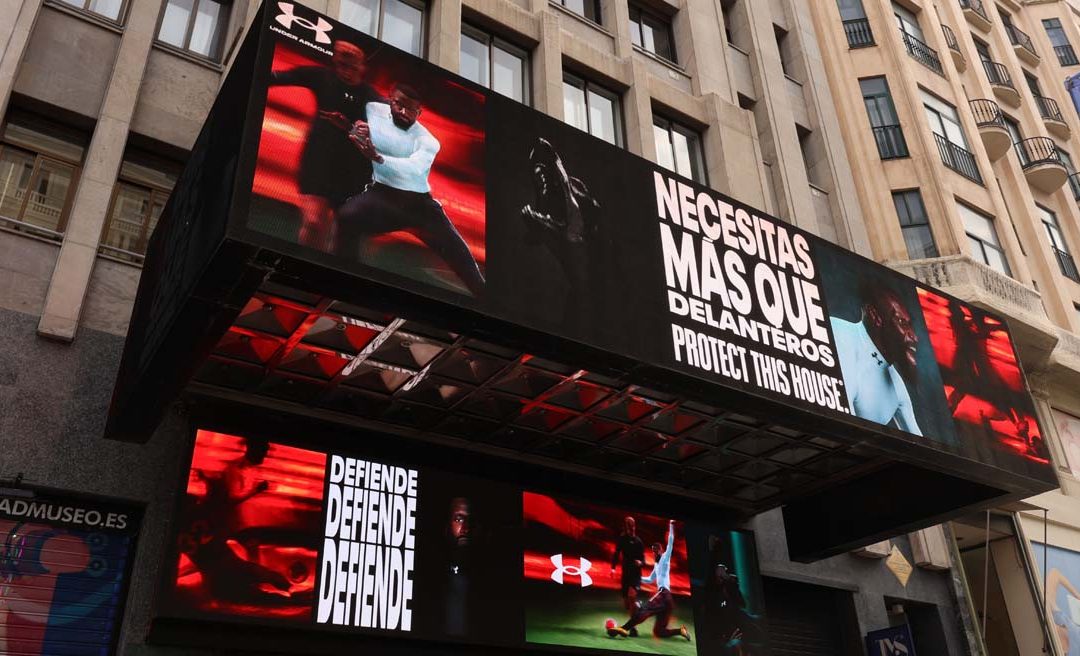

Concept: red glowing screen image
[[918, 288, 1049, 464], [522, 492, 696, 655], [172, 430, 327, 620], [249, 37, 487, 297]]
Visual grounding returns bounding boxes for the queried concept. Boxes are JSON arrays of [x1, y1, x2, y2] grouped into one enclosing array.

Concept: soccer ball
[[604, 618, 617, 631]]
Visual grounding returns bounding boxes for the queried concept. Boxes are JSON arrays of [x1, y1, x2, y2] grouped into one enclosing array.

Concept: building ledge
[[892, 255, 1059, 369]]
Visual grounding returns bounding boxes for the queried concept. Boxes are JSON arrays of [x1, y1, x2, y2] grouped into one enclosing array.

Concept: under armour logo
[[550, 554, 592, 587], [275, 2, 334, 44]]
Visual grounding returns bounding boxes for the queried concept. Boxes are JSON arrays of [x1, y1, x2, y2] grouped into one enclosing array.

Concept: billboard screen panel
[[236, 2, 1053, 483], [160, 428, 768, 655]]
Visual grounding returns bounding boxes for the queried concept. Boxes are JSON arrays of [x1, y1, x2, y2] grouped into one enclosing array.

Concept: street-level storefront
[[94, 2, 1059, 654]]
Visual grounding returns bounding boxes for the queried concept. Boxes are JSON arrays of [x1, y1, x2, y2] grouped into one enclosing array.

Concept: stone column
[[37, 0, 165, 341], [532, 10, 563, 119], [427, 0, 462, 71], [0, 0, 44, 119], [622, 59, 653, 158]]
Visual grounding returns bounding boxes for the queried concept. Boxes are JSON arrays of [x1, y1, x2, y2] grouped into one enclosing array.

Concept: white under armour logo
[[550, 554, 592, 587], [275, 2, 334, 44]]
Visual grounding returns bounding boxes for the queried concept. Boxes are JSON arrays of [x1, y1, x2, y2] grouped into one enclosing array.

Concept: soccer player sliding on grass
[[606, 519, 691, 642]]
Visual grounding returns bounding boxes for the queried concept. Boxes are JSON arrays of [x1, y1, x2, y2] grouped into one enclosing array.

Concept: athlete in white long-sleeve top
[[607, 520, 691, 641], [336, 84, 485, 296]]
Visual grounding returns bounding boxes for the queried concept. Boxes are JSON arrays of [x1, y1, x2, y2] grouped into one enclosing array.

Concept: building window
[[775, 26, 797, 78], [56, 0, 124, 22], [892, 190, 938, 259], [1044, 18, 1079, 66], [653, 116, 705, 183], [721, 0, 736, 45], [959, 202, 1011, 275], [563, 74, 623, 147], [838, 0, 873, 49], [460, 25, 529, 104], [552, 0, 600, 24], [157, 0, 230, 60], [1039, 205, 1080, 283], [340, 0, 425, 57], [629, 5, 676, 63], [922, 91, 981, 183], [0, 113, 86, 239], [860, 77, 907, 159], [100, 155, 179, 263]]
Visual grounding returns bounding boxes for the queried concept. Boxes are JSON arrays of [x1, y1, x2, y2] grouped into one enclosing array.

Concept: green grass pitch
[[526, 591, 697, 656]]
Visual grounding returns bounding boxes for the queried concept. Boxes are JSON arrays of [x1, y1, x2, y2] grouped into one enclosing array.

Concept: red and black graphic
[[251, 20, 486, 296], [522, 492, 696, 655], [918, 288, 1049, 464], [172, 430, 326, 619]]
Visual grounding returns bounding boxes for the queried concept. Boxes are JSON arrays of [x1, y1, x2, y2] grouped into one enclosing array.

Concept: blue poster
[[1032, 541, 1080, 656], [865, 624, 916, 656]]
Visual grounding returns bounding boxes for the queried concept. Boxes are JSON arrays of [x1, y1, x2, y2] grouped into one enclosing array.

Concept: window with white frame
[[340, 0, 425, 57], [563, 74, 623, 147], [653, 116, 705, 183], [460, 25, 529, 104], [958, 202, 1011, 276], [157, 0, 230, 61], [57, 0, 124, 22]]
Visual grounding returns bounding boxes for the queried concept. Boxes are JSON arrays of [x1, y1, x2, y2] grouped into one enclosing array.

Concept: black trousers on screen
[[336, 183, 485, 295], [623, 589, 682, 637]]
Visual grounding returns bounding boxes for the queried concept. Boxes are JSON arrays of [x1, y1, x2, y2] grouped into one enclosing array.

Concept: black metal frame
[[934, 132, 983, 183], [900, 30, 944, 74], [843, 18, 875, 48], [1015, 136, 1063, 169], [969, 98, 1004, 128]]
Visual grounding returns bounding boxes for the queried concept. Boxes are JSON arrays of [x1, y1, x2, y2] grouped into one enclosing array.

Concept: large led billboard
[[232, 2, 1051, 483], [161, 429, 769, 655]]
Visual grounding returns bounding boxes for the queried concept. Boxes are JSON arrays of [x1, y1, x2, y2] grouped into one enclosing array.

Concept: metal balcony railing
[[1054, 246, 1080, 282], [843, 18, 874, 48], [982, 60, 1014, 89], [941, 24, 960, 52], [1014, 136, 1063, 169], [901, 31, 944, 74], [1055, 44, 1079, 66], [1005, 24, 1038, 59], [934, 133, 983, 183], [1035, 95, 1066, 123], [1069, 172, 1080, 200], [959, 0, 990, 24], [969, 98, 1005, 128], [871, 124, 909, 159]]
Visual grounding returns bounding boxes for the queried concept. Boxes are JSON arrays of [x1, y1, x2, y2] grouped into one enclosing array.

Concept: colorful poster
[[1053, 409, 1080, 476], [0, 490, 139, 656], [1032, 542, 1080, 655]]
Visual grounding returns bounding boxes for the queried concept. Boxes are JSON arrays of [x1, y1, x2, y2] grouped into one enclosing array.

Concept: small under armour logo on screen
[[275, 2, 334, 44]]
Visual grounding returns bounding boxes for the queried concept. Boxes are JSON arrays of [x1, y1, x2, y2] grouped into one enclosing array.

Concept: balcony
[[942, 24, 965, 71], [934, 133, 983, 183], [1035, 95, 1071, 139], [983, 60, 1020, 107], [1015, 136, 1068, 193], [843, 18, 874, 49], [1005, 24, 1039, 65], [970, 98, 1011, 161], [872, 124, 909, 159], [1069, 172, 1080, 200], [1054, 247, 1080, 283], [960, 0, 991, 32], [901, 31, 944, 75], [1056, 44, 1080, 67]]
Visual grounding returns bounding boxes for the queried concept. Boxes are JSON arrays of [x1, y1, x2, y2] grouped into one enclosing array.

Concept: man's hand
[[319, 110, 350, 130], [610, 568, 617, 579], [348, 131, 383, 163]]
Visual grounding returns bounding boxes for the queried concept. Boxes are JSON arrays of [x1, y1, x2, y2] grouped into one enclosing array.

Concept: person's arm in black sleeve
[[611, 538, 622, 574], [269, 66, 321, 88]]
